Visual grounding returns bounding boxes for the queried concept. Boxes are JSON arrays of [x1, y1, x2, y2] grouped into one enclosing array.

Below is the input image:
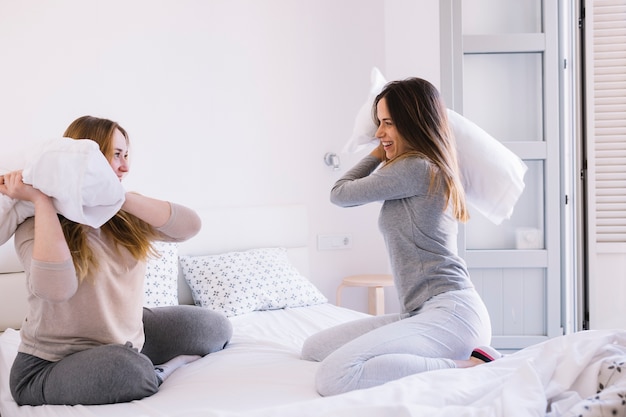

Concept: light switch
[[317, 234, 352, 250]]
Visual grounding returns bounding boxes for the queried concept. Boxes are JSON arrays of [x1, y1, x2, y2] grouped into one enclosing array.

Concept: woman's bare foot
[[453, 346, 502, 369]]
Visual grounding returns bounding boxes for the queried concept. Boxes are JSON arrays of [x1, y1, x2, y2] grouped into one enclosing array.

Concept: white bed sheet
[[2, 303, 626, 417], [0, 304, 367, 417]]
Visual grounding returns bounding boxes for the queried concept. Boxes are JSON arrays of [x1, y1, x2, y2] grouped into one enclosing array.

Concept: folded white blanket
[[344, 68, 528, 225], [0, 137, 125, 246]]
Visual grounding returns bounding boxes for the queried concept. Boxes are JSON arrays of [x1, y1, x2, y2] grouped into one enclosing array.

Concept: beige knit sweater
[[14, 203, 200, 362]]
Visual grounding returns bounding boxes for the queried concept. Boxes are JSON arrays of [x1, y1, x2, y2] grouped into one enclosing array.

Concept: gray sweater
[[331, 155, 473, 314]]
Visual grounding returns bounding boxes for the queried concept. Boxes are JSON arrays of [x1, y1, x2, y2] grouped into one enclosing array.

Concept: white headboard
[[0, 204, 310, 331], [0, 236, 28, 332], [0, 236, 22, 274]]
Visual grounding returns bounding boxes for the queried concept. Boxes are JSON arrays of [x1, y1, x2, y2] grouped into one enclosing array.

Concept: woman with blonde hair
[[1, 116, 232, 405], [302, 78, 498, 396]]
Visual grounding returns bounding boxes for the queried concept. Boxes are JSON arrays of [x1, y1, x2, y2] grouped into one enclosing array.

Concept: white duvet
[[1, 303, 625, 417]]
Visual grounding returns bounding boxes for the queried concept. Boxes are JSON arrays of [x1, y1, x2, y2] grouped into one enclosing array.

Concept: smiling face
[[109, 128, 129, 181], [375, 97, 411, 161]]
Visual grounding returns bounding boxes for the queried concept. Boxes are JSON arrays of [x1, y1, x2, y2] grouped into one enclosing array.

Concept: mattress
[[2, 303, 626, 417]]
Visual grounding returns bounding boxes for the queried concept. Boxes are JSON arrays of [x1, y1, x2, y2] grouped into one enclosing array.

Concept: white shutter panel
[[591, 0, 626, 244]]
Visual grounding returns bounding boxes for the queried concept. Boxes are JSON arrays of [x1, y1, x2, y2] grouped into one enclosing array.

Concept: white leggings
[[301, 288, 492, 396]]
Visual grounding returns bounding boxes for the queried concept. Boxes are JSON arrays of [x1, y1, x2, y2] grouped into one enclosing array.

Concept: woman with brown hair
[[1, 116, 232, 405], [302, 78, 498, 396]]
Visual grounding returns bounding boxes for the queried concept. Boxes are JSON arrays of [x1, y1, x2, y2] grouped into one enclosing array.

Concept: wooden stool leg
[[336, 284, 346, 306], [368, 286, 385, 315]]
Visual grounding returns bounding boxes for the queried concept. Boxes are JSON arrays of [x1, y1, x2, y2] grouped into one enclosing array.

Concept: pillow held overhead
[[342, 67, 388, 154], [344, 67, 527, 225], [0, 137, 126, 246], [22, 137, 126, 226]]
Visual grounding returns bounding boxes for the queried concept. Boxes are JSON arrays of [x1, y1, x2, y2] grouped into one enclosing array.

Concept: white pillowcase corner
[[342, 67, 387, 154]]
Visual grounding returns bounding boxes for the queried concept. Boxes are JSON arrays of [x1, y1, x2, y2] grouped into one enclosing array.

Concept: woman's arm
[[3, 171, 77, 301], [0, 171, 70, 263], [121, 192, 201, 241], [121, 192, 171, 228], [330, 154, 432, 207]]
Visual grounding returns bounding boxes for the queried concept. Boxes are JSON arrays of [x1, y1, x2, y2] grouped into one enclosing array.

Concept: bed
[[1, 205, 626, 417]]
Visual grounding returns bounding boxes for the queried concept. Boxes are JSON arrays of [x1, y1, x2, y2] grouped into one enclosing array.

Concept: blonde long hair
[[373, 78, 468, 222], [61, 116, 158, 282]]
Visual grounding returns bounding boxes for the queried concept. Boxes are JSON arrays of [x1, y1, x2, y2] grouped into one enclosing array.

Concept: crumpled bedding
[[1, 303, 625, 417], [0, 137, 125, 246], [218, 328, 626, 417]]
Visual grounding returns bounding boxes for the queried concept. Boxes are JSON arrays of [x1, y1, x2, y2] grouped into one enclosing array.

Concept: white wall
[[0, 0, 441, 314]]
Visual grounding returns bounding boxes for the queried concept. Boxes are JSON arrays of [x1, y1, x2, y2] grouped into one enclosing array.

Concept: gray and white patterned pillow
[[179, 247, 327, 317], [144, 241, 179, 307]]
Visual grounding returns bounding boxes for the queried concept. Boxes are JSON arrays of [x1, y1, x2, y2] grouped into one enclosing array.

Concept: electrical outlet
[[317, 234, 352, 250]]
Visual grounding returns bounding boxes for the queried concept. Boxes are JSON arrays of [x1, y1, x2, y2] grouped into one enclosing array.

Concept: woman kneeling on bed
[[302, 78, 499, 396], [0, 116, 232, 406]]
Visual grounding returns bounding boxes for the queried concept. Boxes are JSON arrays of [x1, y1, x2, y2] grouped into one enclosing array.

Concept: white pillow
[[343, 67, 528, 225], [342, 67, 388, 153], [180, 247, 327, 317], [447, 109, 528, 224], [144, 241, 179, 307], [1, 138, 126, 246]]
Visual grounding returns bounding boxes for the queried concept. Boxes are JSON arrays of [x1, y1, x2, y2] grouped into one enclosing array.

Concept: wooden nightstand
[[336, 274, 394, 315]]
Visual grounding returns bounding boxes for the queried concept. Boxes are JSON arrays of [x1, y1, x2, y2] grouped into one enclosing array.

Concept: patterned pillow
[[179, 247, 327, 317], [144, 241, 179, 307]]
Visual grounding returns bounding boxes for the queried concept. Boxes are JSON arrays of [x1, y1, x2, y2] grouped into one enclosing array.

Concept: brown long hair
[[62, 116, 158, 281], [373, 78, 468, 222]]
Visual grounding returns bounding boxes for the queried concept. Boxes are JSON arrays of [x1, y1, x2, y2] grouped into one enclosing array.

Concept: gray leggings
[[10, 305, 232, 406], [301, 289, 491, 396]]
